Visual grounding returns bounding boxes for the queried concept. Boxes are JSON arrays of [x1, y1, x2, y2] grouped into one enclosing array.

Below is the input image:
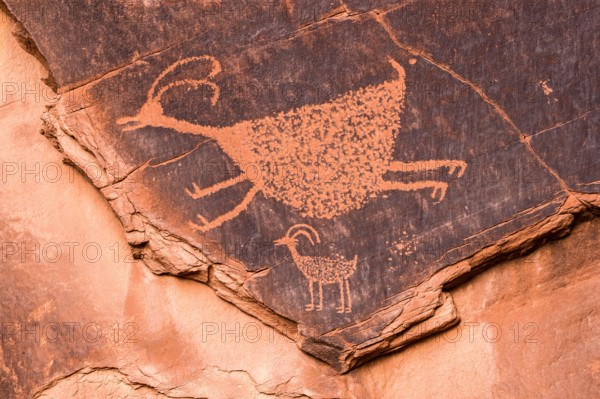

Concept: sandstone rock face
[[0, 1, 598, 395], [3, 0, 600, 372]]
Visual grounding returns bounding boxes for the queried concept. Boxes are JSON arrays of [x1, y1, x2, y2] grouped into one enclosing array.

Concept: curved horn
[[285, 223, 320, 244], [291, 230, 315, 245], [154, 78, 220, 106], [148, 55, 222, 101]]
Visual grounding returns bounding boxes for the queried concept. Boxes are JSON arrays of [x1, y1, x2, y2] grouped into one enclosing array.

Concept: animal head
[[274, 224, 321, 247], [117, 55, 222, 132]]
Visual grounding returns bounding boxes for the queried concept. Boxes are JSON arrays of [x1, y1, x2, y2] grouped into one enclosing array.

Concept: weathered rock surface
[[1, 0, 598, 375]]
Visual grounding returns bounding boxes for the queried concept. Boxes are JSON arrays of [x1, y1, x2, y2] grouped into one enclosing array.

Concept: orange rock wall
[[1, 9, 598, 399]]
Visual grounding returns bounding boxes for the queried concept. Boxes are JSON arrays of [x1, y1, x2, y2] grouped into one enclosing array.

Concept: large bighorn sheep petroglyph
[[118, 55, 467, 232]]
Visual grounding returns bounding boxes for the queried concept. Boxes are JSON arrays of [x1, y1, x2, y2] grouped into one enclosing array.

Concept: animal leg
[[336, 280, 345, 314], [377, 180, 449, 202], [388, 160, 467, 177], [306, 280, 315, 311], [316, 282, 323, 311], [185, 176, 247, 199], [345, 279, 352, 313], [188, 186, 259, 232]]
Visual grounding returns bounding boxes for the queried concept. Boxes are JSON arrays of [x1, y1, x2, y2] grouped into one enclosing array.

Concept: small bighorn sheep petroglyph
[[118, 55, 467, 232], [274, 224, 357, 313]]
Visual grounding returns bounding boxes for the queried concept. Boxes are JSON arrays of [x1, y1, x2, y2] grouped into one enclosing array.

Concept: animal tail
[[386, 57, 406, 107], [387, 57, 405, 81]]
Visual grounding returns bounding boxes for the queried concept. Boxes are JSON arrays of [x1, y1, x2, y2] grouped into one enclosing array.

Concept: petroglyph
[[274, 224, 356, 313], [118, 55, 468, 232]]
